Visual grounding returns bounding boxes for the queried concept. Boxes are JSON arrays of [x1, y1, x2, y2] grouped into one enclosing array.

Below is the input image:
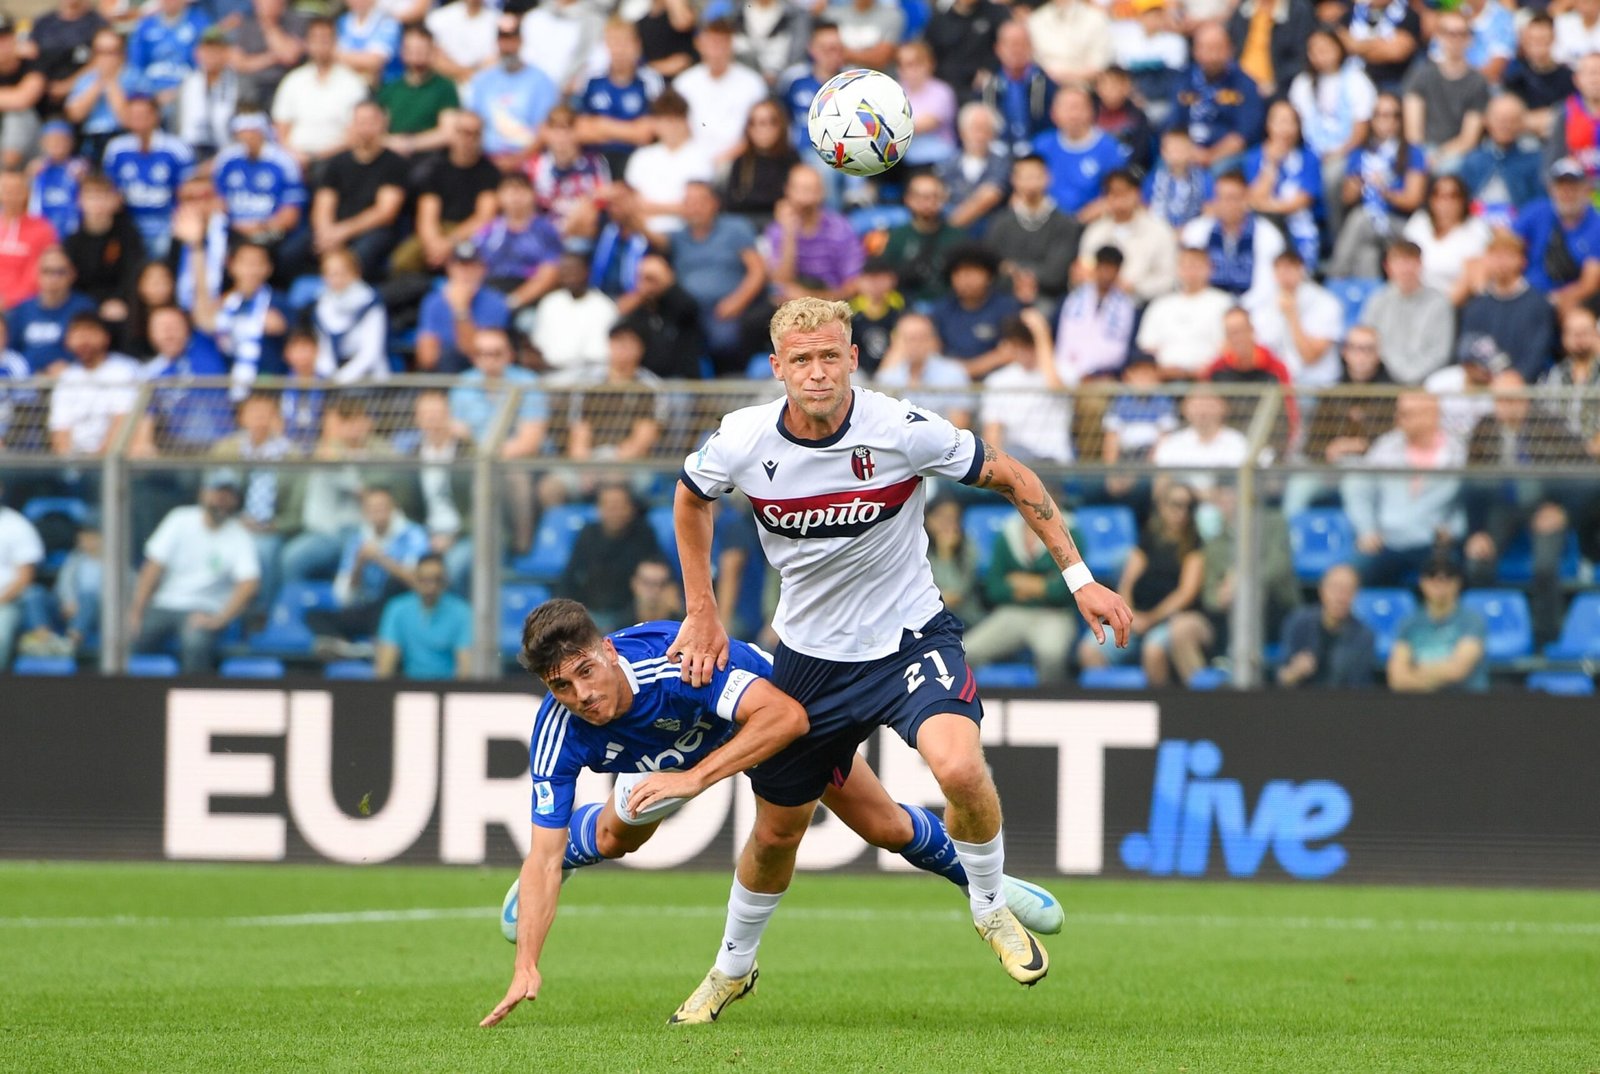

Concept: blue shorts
[[749, 610, 984, 807]]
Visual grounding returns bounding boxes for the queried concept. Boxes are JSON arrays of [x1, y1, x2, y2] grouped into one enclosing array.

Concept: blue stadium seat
[[286, 274, 324, 315], [248, 582, 338, 655], [1461, 589, 1534, 664], [13, 655, 76, 675], [962, 504, 1012, 572], [1525, 671, 1595, 696], [1325, 277, 1383, 330], [974, 663, 1038, 689], [898, 0, 930, 37], [220, 656, 286, 679], [1351, 587, 1417, 660], [127, 653, 180, 677], [1079, 666, 1149, 690], [1187, 666, 1231, 690], [1289, 508, 1356, 583], [22, 496, 88, 526], [847, 204, 911, 235], [1076, 505, 1138, 579], [501, 583, 551, 656], [647, 506, 679, 575], [324, 660, 375, 680], [512, 505, 598, 580], [1544, 592, 1600, 660], [1495, 530, 1582, 584]]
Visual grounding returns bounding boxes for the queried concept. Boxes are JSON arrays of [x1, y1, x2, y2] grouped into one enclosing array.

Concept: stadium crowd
[[1, 0, 1600, 691]]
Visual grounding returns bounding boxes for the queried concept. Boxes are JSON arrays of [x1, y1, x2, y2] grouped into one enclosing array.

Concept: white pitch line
[[2, 904, 1599, 937]]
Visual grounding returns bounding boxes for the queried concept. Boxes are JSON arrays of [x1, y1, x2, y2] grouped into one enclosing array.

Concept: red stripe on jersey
[[748, 475, 920, 517], [746, 476, 923, 540]]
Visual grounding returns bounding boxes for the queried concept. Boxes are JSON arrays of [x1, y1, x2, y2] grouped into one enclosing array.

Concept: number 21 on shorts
[[905, 650, 957, 693]]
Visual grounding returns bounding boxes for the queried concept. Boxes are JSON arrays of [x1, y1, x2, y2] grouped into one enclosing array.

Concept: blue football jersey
[[527, 621, 771, 828], [212, 144, 306, 227], [102, 132, 195, 250]]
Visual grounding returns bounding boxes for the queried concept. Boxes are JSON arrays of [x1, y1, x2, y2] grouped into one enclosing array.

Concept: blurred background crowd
[[1, 0, 1599, 693]]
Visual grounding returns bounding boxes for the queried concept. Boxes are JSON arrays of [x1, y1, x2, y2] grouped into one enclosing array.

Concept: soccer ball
[[807, 69, 914, 177]]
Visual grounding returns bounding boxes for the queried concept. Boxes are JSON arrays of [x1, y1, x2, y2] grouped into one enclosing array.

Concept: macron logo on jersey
[[747, 476, 921, 539]]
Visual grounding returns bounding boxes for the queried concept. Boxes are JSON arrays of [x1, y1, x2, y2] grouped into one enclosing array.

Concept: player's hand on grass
[[480, 966, 542, 1027], [668, 613, 729, 688], [628, 770, 705, 816], [1076, 582, 1133, 648]]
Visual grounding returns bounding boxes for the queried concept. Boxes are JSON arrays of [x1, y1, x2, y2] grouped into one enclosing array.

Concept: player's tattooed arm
[[974, 442, 1085, 570]]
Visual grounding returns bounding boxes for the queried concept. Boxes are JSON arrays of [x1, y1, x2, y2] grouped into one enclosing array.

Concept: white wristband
[[1062, 562, 1094, 593]]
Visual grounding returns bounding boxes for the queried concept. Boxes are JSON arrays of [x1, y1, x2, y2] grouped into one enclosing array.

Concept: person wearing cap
[[26, 120, 87, 241], [129, 472, 262, 675], [1386, 555, 1488, 693], [1027, 0, 1112, 86], [0, 16, 47, 170], [928, 243, 1023, 379], [1340, 390, 1466, 588], [1458, 232, 1556, 382], [416, 241, 510, 373], [1055, 245, 1137, 384], [463, 13, 559, 162], [101, 93, 197, 259], [127, 0, 210, 103], [1514, 157, 1600, 313], [271, 16, 369, 168], [6, 245, 95, 374], [1111, 0, 1186, 128], [173, 25, 238, 160], [390, 105, 497, 275], [211, 109, 306, 246]]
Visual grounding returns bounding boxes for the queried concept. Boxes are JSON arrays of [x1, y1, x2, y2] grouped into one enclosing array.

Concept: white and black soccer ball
[[806, 69, 914, 177]]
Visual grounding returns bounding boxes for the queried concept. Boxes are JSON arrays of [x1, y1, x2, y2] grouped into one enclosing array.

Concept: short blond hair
[[769, 297, 854, 352]]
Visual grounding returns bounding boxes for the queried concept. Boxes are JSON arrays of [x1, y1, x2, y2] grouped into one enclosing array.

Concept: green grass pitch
[[3, 862, 1598, 1073]]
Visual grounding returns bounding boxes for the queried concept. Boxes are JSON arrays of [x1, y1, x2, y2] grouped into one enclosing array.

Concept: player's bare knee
[[930, 753, 993, 806]]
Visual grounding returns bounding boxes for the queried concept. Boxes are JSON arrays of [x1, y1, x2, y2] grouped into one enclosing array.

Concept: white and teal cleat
[[498, 871, 575, 943], [1001, 875, 1065, 935]]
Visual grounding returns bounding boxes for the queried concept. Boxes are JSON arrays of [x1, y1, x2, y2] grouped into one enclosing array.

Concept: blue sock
[[898, 804, 968, 887], [562, 803, 606, 870]]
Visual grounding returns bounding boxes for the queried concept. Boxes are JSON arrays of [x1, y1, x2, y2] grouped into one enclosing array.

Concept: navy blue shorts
[[749, 610, 983, 807]]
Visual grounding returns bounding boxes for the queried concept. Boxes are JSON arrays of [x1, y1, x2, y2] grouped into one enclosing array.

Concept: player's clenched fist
[[480, 966, 541, 1027]]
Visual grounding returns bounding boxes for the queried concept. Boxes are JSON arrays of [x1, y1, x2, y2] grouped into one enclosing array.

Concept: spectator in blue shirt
[[1032, 84, 1129, 218], [127, 0, 210, 101], [7, 246, 96, 373], [1386, 555, 1489, 693], [1515, 158, 1600, 309], [1458, 95, 1544, 227], [28, 122, 87, 240], [336, 0, 402, 85], [101, 94, 196, 258], [465, 15, 559, 162], [929, 244, 1023, 380], [375, 552, 472, 679], [417, 241, 511, 374], [64, 28, 139, 162], [134, 304, 233, 453], [308, 484, 431, 650], [1171, 22, 1264, 172], [979, 19, 1056, 159], [578, 18, 664, 174], [211, 111, 306, 245], [449, 327, 546, 553]]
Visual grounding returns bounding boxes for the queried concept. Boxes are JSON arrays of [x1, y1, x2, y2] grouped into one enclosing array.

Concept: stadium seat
[[1076, 505, 1138, 579], [248, 582, 338, 656], [647, 506, 679, 575], [1325, 277, 1383, 330], [962, 504, 1012, 572], [1351, 588, 1417, 660], [220, 656, 286, 679], [847, 204, 912, 235], [1187, 666, 1231, 690], [1461, 589, 1534, 664], [1494, 531, 1582, 584], [1525, 671, 1595, 696], [974, 663, 1038, 689], [501, 583, 551, 656], [127, 653, 179, 677], [324, 660, 375, 680], [511, 505, 598, 580], [12, 655, 76, 675], [1289, 508, 1357, 583], [286, 275, 324, 315], [22, 496, 88, 526], [1544, 592, 1600, 660], [1079, 666, 1149, 690]]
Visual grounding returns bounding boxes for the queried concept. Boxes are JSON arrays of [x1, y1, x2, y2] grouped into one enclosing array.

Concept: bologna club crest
[[850, 446, 876, 481]]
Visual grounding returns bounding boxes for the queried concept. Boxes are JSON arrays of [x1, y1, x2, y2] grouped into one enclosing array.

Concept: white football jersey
[[682, 387, 986, 661]]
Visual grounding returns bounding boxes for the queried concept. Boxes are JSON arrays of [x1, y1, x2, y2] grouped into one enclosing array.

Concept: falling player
[[479, 599, 1064, 1028], [667, 298, 1132, 1023]]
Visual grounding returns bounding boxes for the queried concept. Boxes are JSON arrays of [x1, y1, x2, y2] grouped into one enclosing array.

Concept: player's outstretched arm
[[972, 441, 1133, 647], [668, 482, 730, 686], [628, 682, 810, 816], [480, 825, 567, 1028]]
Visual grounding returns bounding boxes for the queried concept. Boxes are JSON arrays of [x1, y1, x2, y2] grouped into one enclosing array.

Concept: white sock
[[952, 830, 1008, 921], [713, 878, 784, 978]]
